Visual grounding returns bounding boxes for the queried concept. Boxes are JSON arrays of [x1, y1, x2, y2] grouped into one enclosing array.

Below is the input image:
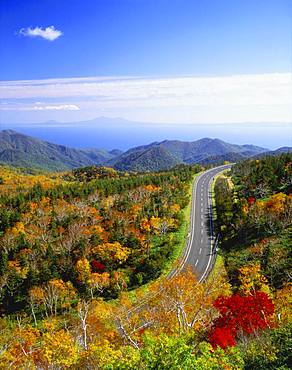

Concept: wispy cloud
[[1, 73, 291, 123], [1, 103, 79, 111], [18, 26, 63, 41]]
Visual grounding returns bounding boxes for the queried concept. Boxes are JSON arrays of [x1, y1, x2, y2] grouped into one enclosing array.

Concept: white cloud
[[33, 104, 79, 111], [0, 73, 291, 123], [19, 26, 63, 41], [1, 104, 79, 111]]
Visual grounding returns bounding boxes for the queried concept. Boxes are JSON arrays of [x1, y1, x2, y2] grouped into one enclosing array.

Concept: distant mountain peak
[[2, 129, 18, 134]]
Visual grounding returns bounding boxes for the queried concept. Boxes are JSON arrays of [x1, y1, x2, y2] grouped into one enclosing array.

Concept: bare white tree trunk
[[78, 300, 89, 350]]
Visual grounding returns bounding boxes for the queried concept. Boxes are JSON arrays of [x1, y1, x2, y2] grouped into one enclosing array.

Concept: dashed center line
[[199, 248, 202, 254], [195, 259, 199, 267]]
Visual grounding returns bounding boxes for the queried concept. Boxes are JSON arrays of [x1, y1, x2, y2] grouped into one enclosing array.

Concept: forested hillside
[[0, 164, 199, 314], [214, 153, 292, 368], [0, 155, 291, 369]]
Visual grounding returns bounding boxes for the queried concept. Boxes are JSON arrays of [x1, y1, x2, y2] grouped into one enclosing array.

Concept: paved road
[[170, 164, 232, 281], [117, 165, 232, 326]]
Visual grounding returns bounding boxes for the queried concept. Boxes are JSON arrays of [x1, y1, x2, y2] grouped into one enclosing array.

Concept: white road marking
[[173, 169, 205, 276], [199, 248, 202, 254], [201, 221, 204, 227], [199, 173, 218, 283], [195, 259, 199, 267]]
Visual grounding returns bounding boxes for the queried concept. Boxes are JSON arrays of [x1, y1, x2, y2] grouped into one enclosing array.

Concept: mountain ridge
[[0, 129, 289, 172], [109, 138, 269, 171], [0, 130, 119, 171]]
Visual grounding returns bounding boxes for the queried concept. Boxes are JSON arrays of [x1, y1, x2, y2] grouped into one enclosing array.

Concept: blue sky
[[1, 0, 291, 79], [0, 0, 291, 148]]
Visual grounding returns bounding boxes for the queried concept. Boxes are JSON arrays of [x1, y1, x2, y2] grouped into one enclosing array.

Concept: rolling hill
[[254, 146, 292, 159]]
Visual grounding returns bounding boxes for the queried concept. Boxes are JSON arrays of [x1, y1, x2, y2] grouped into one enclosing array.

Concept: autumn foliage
[[209, 291, 275, 348], [0, 155, 291, 369], [0, 164, 197, 315], [208, 327, 236, 349]]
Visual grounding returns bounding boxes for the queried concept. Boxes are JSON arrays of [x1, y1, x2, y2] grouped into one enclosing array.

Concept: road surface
[[169, 164, 232, 281]]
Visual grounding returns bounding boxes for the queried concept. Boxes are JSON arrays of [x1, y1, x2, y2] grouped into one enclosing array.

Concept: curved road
[[170, 164, 232, 281], [118, 164, 232, 325]]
